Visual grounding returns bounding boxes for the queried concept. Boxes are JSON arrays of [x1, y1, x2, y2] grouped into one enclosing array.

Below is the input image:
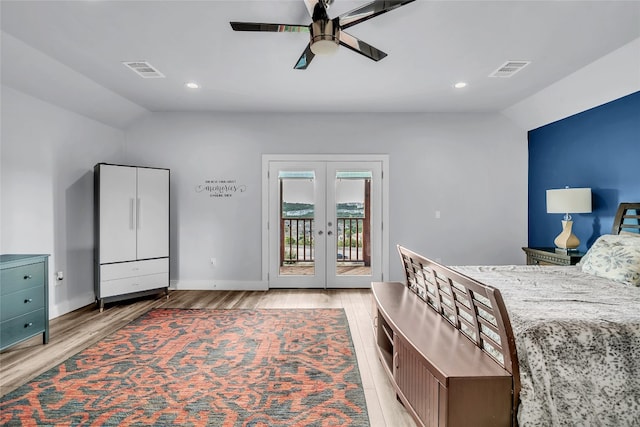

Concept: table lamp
[[546, 187, 592, 250]]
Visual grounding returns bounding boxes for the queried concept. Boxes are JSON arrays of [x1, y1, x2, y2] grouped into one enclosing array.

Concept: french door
[[265, 158, 384, 288]]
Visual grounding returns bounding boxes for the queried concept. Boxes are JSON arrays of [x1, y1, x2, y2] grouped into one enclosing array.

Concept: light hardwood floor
[[0, 289, 416, 427]]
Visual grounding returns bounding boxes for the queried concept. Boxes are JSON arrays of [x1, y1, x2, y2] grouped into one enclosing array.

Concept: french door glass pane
[[279, 171, 315, 276], [335, 171, 372, 276]]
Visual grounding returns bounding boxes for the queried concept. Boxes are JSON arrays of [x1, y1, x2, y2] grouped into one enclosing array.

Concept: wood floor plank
[[0, 289, 414, 426]]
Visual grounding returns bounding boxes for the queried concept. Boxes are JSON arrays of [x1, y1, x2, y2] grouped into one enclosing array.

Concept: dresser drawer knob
[[24, 298, 33, 304], [24, 322, 33, 328], [23, 275, 33, 280]]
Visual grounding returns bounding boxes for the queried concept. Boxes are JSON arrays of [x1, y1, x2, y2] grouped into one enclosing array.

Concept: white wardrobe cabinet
[[94, 163, 169, 311]]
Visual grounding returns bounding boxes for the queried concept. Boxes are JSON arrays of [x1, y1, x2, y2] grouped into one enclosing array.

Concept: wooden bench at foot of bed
[[371, 246, 520, 427]]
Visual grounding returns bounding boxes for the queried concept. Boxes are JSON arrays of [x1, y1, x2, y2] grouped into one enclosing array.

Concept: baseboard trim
[[169, 279, 268, 291], [49, 292, 96, 319]]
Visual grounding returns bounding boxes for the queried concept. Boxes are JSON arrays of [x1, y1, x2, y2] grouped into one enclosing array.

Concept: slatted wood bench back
[[397, 245, 521, 420]]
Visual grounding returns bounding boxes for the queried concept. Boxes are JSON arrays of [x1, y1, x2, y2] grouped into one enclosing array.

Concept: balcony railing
[[281, 218, 315, 263], [280, 217, 369, 265]]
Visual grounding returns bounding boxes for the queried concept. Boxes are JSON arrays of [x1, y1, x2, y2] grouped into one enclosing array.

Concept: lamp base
[[554, 220, 580, 250]]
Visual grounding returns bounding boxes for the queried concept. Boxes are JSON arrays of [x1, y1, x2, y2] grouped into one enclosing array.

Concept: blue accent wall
[[528, 91, 640, 251]]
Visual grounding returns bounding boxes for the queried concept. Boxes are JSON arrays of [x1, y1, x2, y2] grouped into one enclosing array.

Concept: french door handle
[[327, 231, 333, 236], [318, 230, 324, 236]]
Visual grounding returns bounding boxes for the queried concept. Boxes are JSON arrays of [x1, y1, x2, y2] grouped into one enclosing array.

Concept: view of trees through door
[[279, 171, 372, 277], [266, 158, 383, 289]]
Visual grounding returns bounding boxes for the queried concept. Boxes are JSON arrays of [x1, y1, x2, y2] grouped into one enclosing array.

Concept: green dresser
[[0, 254, 49, 351]]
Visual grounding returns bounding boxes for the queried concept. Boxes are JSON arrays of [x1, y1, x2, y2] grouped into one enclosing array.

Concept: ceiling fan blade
[[338, 0, 416, 29], [339, 31, 387, 62], [230, 22, 309, 33], [303, 0, 330, 21], [294, 44, 315, 70]]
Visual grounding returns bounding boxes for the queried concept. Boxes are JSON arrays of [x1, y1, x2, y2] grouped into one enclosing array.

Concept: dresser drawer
[[0, 309, 46, 350], [530, 257, 569, 266], [0, 262, 45, 295], [1, 287, 46, 322], [100, 273, 169, 298], [100, 258, 168, 281], [522, 247, 584, 266]]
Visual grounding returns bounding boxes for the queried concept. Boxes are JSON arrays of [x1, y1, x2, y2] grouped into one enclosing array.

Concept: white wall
[[1, 86, 126, 318], [502, 37, 640, 130], [0, 89, 528, 317], [125, 112, 528, 287], [1, 32, 148, 129]]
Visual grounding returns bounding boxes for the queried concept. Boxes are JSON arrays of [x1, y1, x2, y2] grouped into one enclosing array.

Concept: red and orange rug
[[1, 308, 369, 426]]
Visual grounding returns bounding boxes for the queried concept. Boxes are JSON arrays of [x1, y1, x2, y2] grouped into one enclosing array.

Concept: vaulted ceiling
[[2, 1, 639, 125]]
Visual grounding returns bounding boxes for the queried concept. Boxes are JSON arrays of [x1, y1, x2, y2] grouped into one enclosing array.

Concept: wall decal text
[[196, 179, 247, 198]]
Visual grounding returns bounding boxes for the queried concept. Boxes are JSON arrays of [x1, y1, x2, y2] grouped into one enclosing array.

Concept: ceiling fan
[[230, 0, 416, 70]]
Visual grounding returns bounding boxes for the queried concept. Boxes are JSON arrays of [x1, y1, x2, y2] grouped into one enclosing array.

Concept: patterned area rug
[[1, 308, 370, 426]]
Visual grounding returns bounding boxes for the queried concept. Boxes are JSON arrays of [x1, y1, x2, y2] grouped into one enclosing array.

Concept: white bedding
[[452, 265, 640, 427]]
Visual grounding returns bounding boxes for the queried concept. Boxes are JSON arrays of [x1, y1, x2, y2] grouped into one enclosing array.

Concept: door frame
[[261, 154, 390, 287]]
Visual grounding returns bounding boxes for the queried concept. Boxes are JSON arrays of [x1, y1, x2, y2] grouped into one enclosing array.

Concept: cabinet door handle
[[24, 322, 33, 328], [136, 198, 141, 229], [23, 275, 32, 280], [24, 298, 33, 304], [130, 198, 135, 230]]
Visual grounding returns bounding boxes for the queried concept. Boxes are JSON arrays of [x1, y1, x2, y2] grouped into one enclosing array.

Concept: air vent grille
[[122, 61, 165, 78], [489, 61, 531, 78]]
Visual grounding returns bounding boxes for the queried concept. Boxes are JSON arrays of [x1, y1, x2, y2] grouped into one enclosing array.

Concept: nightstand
[[522, 247, 585, 266]]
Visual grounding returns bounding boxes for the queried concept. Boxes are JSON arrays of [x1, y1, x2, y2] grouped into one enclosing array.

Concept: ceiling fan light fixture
[[309, 17, 339, 56], [310, 38, 339, 55]]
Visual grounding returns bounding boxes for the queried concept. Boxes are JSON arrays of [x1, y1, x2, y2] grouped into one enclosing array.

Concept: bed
[[384, 203, 640, 426]]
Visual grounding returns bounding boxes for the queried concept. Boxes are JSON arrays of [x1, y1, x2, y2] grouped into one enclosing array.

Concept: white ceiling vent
[[489, 61, 531, 78], [122, 61, 165, 79]]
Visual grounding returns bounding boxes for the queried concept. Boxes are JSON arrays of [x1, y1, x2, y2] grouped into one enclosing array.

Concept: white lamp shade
[[546, 188, 592, 214]]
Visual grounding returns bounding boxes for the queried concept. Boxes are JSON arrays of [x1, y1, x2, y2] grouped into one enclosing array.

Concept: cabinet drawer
[[1, 287, 45, 322], [0, 309, 45, 350], [100, 258, 168, 281], [533, 258, 566, 266], [0, 262, 45, 295], [100, 273, 168, 298]]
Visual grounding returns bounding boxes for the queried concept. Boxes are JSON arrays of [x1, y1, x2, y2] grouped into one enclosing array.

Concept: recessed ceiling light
[[454, 82, 467, 89], [185, 82, 200, 89]]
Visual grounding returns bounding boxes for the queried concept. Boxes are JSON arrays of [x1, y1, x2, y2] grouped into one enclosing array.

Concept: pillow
[[580, 234, 640, 286]]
